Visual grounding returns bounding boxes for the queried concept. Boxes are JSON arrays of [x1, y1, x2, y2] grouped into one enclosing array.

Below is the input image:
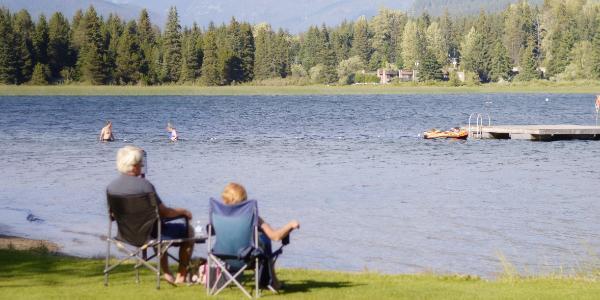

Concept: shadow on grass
[[0, 249, 148, 283], [280, 279, 361, 295]]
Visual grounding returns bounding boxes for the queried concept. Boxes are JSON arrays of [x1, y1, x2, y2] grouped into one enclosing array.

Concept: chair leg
[[104, 238, 111, 286], [156, 244, 161, 290], [255, 257, 260, 298]]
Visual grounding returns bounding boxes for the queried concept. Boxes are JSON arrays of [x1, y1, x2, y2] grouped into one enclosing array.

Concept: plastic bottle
[[194, 220, 203, 237]]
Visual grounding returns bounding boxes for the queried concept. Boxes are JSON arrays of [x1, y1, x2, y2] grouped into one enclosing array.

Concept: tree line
[[0, 0, 599, 86]]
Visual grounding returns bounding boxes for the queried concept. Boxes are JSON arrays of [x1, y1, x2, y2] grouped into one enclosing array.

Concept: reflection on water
[[0, 94, 599, 277]]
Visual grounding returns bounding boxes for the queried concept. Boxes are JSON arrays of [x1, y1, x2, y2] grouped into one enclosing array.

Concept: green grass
[[1, 81, 600, 96], [1, 249, 599, 299]]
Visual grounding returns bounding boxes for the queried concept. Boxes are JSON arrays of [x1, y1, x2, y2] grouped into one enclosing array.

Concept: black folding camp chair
[[103, 192, 201, 289]]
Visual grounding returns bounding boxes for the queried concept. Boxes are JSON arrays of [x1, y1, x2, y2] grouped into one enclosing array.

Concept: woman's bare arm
[[259, 217, 300, 241]]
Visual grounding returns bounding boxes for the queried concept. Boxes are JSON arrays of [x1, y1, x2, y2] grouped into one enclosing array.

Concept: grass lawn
[[1, 249, 599, 299], [1, 81, 600, 96]]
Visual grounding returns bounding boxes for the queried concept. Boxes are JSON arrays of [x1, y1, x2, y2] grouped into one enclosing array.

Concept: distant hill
[[0, 0, 412, 32], [0, 0, 545, 31], [0, 0, 166, 25], [116, 0, 414, 32], [411, 0, 544, 16]]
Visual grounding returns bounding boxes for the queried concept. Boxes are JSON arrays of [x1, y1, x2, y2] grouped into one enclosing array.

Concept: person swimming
[[99, 121, 115, 142], [166, 122, 178, 142]]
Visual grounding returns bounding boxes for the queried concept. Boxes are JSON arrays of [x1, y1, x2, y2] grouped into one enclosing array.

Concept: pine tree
[[401, 20, 420, 70], [426, 21, 447, 66], [489, 40, 512, 81], [32, 14, 49, 65], [299, 26, 322, 71], [29, 63, 49, 85], [0, 8, 19, 84], [351, 16, 371, 66], [460, 12, 494, 83], [14, 10, 35, 83], [418, 47, 442, 81], [320, 25, 338, 83], [225, 18, 245, 83], [80, 6, 107, 84], [371, 8, 406, 66], [253, 23, 273, 80], [179, 23, 202, 83], [200, 29, 220, 85], [439, 9, 456, 63], [104, 14, 124, 84], [48, 12, 71, 78], [330, 21, 353, 63], [546, 2, 576, 77], [503, 1, 536, 67], [115, 21, 143, 84], [161, 6, 182, 83], [274, 29, 291, 78], [515, 43, 539, 81], [137, 9, 155, 46], [137, 9, 156, 84], [239, 22, 254, 81]]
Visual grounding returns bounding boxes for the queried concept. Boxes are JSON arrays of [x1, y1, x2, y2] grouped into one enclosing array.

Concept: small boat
[[423, 128, 469, 139]]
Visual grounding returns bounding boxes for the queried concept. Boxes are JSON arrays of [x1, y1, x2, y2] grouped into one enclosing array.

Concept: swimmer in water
[[167, 122, 178, 142], [99, 121, 115, 142]]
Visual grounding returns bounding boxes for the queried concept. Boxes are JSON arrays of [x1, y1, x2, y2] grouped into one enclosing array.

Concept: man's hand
[[183, 210, 192, 220]]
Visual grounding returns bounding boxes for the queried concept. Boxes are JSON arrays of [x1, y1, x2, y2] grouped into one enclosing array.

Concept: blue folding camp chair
[[206, 198, 267, 298]]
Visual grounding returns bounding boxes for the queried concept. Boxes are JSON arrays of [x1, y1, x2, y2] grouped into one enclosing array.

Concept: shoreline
[[1, 83, 600, 96], [0, 234, 60, 253]]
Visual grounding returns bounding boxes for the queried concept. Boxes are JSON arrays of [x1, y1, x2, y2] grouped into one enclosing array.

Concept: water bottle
[[194, 220, 204, 237]]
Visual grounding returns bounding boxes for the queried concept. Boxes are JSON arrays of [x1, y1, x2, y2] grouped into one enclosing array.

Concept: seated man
[[107, 145, 193, 284]]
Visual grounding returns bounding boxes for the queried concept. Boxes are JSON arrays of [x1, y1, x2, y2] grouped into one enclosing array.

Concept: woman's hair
[[116, 145, 143, 174], [222, 182, 247, 205]]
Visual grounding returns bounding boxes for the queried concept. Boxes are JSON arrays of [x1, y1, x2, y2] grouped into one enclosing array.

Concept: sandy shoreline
[[0, 234, 60, 252]]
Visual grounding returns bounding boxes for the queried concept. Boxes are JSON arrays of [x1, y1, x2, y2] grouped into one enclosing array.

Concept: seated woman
[[220, 182, 300, 290]]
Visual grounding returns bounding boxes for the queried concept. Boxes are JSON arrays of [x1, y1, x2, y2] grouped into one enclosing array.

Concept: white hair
[[116, 145, 143, 174]]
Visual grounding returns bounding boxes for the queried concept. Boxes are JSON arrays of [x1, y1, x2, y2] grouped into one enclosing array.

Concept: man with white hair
[[107, 145, 193, 285]]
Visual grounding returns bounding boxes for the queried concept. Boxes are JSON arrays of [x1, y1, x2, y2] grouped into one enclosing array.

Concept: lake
[[0, 94, 598, 277]]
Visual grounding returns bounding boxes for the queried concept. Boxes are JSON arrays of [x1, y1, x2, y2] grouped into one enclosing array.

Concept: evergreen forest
[[0, 0, 599, 86]]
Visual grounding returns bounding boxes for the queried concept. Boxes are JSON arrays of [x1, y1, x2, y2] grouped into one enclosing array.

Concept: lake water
[[0, 94, 599, 277]]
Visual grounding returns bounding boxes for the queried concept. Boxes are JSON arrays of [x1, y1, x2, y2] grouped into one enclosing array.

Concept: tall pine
[[33, 14, 49, 65], [489, 40, 512, 81], [351, 17, 371, 67], [320, 25, 338, 83], [80, 6, 107, 84], [115, 21, 143, 84], [48, 12, 71, 78], [161, 6, 182, 83], [200, 28, 220, 85], [14, 10, 35, 83], [0, 8, 18, 84]]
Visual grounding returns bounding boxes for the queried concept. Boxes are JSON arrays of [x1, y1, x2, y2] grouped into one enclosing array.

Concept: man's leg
[[175, 240, 194, 283], [174, 223, 195, 283]]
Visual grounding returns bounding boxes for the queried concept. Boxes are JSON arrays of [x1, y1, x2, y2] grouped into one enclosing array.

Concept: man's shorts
[[160, 222, 188, 240]]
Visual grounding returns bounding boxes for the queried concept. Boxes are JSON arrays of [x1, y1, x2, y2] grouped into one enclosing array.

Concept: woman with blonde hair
[[220, 182, 300, 289]]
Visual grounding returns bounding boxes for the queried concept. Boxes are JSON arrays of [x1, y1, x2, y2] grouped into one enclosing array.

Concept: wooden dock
[[470, 125, 600, 141]]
